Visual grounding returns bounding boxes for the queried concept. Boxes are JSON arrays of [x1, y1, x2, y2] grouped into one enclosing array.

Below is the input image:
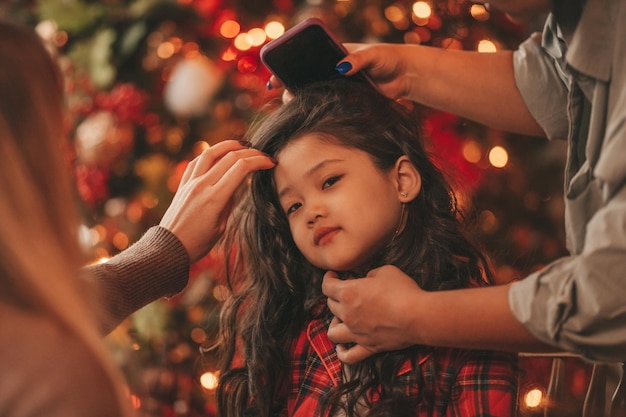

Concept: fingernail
[[335, 61, 352, 75], [266, 80, 272, 90], [238, 140, 253, 148]]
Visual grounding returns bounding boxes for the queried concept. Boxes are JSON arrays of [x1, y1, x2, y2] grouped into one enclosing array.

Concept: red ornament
[[74, 164, 110, 208]]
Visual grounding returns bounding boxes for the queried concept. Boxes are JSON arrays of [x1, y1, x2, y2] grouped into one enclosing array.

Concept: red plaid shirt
[[280, 309, 518, 417]]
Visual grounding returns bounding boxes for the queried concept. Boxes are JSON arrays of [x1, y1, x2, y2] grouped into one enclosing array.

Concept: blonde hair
[[0, 20, 132, 415]]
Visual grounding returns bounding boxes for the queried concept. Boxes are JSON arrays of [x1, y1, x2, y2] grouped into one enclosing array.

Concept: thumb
[[338, 44, 385, 75], [322, 270, 341, 299]]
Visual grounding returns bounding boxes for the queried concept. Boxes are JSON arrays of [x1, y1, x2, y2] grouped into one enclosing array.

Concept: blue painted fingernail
[[335, 61, 352, 75], [266, 80, 272, 90]]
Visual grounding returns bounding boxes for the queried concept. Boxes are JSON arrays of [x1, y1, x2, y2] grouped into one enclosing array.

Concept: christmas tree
[[3, 1, 588, 415]]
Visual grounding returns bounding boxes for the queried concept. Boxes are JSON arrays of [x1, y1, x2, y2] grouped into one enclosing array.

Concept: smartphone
[[260, 18, 375, 92]]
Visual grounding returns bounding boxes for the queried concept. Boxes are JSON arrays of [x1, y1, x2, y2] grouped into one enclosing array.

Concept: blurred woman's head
[[0, 18, 131, 414]]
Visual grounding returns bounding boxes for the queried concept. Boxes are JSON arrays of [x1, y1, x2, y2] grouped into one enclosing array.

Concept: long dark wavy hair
[[215, 79, 493, 417]]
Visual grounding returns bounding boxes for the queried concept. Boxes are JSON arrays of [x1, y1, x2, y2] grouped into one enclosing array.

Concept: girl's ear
[[394, 155, 421, 202]]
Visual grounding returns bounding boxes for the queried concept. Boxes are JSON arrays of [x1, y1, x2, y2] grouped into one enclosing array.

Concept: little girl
[[215, 79, 517, 416]]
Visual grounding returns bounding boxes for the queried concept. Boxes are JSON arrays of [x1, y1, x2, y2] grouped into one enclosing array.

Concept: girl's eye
[[286, 202, 302, 215], [322, 175, 342, 189]]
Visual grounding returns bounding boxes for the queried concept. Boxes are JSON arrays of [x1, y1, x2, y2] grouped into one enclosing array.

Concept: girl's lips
[[314, 227, 341, 246]]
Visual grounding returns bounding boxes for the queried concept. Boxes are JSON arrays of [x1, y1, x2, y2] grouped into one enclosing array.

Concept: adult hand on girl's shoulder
[[322, 266, 423, 364], [159, 140, 276, 263]]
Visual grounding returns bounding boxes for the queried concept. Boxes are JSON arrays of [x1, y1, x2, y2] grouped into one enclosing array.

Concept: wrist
[[402, 44, 435, 104], [400, 285, 429, 346]]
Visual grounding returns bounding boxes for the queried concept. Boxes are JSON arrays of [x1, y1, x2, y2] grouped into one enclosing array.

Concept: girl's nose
[[306, 206, 325, 226]]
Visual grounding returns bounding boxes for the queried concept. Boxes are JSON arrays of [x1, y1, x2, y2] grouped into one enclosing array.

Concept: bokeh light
[[246, 27, 267, 46], [264, 21, 285, 39], [220, 20, 240, 38], [412, 1, 432, 19], [524, 388, 544, 408], [462, 140, 482, 163], [470, 4, 490, 21], [477, 39, 497, 53], [200, 371, 219, 390], [234, 32, 251, 50], [488, 146, 509, 168]]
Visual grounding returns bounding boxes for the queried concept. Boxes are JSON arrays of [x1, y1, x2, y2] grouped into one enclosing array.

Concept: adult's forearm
[[84, 226, 190, 334], [413, 284, 556, 353], [405, 46, 545, 137]]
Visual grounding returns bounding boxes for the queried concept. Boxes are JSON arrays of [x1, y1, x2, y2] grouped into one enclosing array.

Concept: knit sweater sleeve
[[83, 226, 190, 334]]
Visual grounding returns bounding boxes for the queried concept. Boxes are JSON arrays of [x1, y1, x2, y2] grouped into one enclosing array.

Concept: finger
[[188, 140, 251, 182], [206, 152, 276, 201], [321, 270, 342, 300], [200, 148, 274, 187], [335, 343, 375, 364], [179, 140, 238, 187], [342, 43, 362, 53], [180, 157, 199, 186], [267, 75, 284, 90], [365, 267, 381, 278], [281, 88, 294, 104], [336, 45, 376, 74], [327, 317, 354, 344]]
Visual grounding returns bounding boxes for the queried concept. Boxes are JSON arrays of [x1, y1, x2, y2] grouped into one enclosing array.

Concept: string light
[[193, 140, 211, 155], [470, 4, 490, 21], [524, 388, 544, 408], [412, 1, 432, 19], [220, 20, 240, 38], [477, 39, 497, 53], [462, 140, 482, 163], [264, 21, 284, 39], [479, 210, 498, 233], [213, 284, 230, 301], [488, 146, 509, 168], [234, 32, 251, 51], [190, 327, 207, 344], [221, 46, 238, 61], [246, 28, 267, 47], [156, 41, 176, 59], [384, 5, 405, 23], [200, 371, 219, 390], [112, 231, 129, 250]]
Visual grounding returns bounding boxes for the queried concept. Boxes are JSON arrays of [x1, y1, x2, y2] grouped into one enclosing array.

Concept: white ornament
[[164, 56, 223, 118], [75, 111, 133, 166]]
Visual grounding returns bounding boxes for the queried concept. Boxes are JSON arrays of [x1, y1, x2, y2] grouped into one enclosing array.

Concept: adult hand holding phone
[[261, 18, 377, 94]]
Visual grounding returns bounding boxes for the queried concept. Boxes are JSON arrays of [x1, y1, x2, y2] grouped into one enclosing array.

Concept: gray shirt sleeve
[[513, 30, 569, 141], [509, 182, 626, 362]]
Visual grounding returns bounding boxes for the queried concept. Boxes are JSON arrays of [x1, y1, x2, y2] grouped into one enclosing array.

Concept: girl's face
[[273, 134, 403, 272]]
